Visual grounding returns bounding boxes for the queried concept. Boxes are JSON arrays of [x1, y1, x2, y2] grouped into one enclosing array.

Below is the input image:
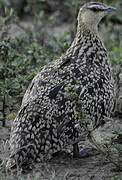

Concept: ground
[[0, 118, 121, 180]]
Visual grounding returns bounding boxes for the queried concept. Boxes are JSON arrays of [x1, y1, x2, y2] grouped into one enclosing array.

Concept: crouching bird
[[6, 2, 116, 170]]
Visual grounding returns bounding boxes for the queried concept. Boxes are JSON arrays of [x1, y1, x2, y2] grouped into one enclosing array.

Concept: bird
[[6, 2, 116, 170]]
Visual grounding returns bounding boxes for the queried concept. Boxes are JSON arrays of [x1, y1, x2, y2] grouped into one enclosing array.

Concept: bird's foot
[[73, 143, 99, 158]]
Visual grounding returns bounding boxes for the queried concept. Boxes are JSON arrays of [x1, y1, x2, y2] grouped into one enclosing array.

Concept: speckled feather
[[7, 3, 115, 169]]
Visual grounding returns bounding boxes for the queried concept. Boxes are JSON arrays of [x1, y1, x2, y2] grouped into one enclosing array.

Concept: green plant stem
[[2, 94, 6, 127]]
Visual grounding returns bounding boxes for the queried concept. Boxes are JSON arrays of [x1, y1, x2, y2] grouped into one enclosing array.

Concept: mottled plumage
[[7, 2, 116, 169]]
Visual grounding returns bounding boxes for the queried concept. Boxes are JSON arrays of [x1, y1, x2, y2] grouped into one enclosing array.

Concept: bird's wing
[[21, 62, 56, 106], [22, 56, 73, 106]]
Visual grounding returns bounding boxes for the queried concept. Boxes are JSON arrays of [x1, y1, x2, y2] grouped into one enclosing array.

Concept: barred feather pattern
[[7, 24, 115, 169]]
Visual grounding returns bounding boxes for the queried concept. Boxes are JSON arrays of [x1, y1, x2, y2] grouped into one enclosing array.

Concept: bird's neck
[[77, 21, 99, 36], [72, 22, 101, 48], [65, 22, 107, 64]]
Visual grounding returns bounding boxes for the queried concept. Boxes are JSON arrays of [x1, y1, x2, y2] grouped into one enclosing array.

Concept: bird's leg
[[73, 143, 80, 158], [73, 143, 91, 158], [73, 142, 99, 158]]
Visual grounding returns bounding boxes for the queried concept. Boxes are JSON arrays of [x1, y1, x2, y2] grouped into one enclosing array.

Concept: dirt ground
[[0, 119, 121, 180]]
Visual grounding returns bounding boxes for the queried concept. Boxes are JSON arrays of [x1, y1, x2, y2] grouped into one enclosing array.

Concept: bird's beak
[[105, 6, 116, 13]]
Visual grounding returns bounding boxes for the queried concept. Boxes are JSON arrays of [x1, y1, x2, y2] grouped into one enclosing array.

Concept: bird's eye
[[91, 7, 99, 12]]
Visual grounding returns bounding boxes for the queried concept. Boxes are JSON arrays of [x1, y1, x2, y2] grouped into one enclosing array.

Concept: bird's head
[[77, 2, 116, 33]]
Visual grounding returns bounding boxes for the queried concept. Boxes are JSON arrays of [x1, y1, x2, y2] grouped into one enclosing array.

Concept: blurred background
[[0, 0, 122, 126]]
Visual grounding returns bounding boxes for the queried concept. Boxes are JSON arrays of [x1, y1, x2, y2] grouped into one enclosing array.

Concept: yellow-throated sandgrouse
[[7, 2, 116, 170]]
